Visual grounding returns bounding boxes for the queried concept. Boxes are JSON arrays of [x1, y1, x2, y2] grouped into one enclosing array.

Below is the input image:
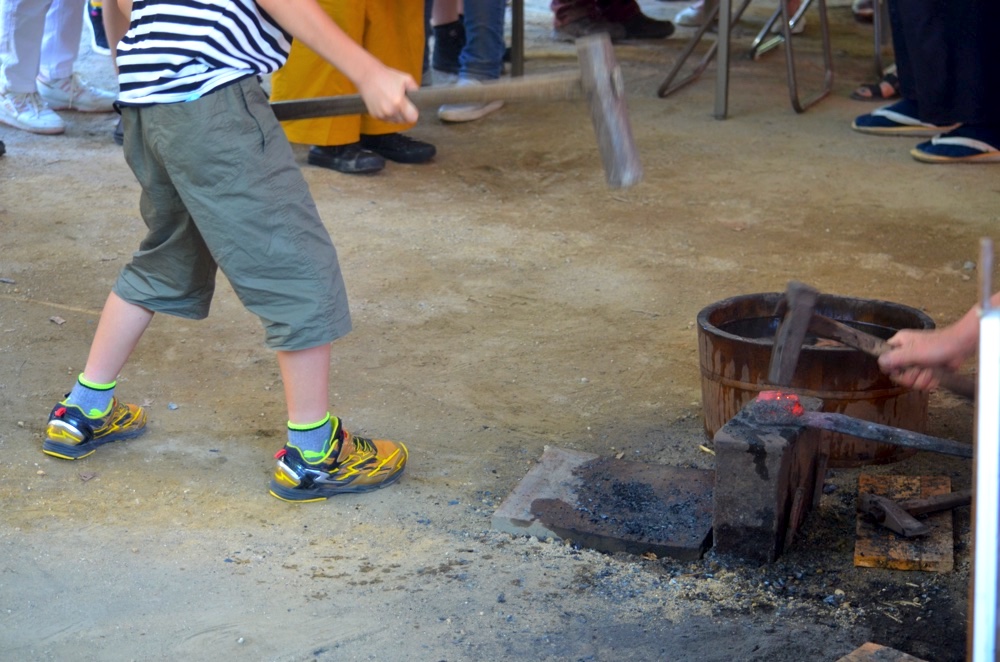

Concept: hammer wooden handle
[[807, 313, 977, 399], [270, 35, 642, 190], [270, 71, 583, 122]]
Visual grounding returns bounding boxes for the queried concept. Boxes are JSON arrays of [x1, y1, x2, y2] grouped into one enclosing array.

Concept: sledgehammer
[[768, 281, 977, 399], [270, 34, 643, 189]]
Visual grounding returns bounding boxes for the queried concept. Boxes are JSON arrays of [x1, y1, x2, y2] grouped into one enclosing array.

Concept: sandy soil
[[0, 3, 993, 660]]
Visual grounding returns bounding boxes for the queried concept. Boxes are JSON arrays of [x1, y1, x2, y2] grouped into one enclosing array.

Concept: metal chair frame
[[658, 0, 834, 119]]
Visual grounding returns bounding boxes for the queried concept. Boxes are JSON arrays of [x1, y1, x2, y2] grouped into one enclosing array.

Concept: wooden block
[[853, 474, 954, 572], [835, 641, 927, 661], [492, 446, 714, 560]]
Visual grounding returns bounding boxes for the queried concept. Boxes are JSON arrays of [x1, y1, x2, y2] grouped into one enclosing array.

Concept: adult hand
[[878, 326, 973, 391]]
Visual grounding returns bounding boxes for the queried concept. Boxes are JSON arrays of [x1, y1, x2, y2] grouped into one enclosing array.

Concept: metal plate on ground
[[492, 446, 714, 560]]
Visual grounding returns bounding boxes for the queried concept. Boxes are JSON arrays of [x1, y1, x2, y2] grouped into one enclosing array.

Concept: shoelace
[[9, 92, 45, 116], [345, 432, 376, 455], [53, 75, 83, 105]]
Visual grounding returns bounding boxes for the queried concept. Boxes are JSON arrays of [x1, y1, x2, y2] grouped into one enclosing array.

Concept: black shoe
[[621, 13, 675, 40], [0, 140, 5, 157], [112, 117, 123, 146], [360, 133, 436, 164], [307, 143, 385, 174]]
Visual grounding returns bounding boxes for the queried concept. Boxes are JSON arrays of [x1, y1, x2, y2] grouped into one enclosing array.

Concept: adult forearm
[[949, 290, 1000, 354]]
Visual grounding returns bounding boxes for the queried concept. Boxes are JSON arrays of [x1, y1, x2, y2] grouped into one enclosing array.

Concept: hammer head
[[767, 281, 820, 386], [858, 493, 931, 538], [576, 35, 643, 189]]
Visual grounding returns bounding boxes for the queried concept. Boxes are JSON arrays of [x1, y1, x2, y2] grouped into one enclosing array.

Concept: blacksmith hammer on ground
[[859, 488, 972, 538], [270, 34, 643, 189], [768, 281, 977, 399]]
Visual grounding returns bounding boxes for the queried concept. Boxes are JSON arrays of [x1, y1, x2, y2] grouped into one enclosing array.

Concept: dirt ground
[[0, 2, 994, 660]]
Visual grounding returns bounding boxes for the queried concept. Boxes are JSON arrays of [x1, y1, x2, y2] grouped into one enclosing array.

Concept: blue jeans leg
[[459, 1, 506, 82]]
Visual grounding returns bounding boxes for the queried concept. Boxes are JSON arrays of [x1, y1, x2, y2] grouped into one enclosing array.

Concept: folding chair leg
[[783, 0, 833, 113], [657, 4, 723, 99], [657, 0, 832, 118], [657, 0, 754, 106], [511, 0, 524, 76]]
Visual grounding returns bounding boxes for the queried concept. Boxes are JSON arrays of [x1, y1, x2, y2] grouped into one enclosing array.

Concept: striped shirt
[[117, 0, 291, 105]]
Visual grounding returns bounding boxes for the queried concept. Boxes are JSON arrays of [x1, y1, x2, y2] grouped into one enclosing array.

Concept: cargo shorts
[[114, 76, 351, 351]]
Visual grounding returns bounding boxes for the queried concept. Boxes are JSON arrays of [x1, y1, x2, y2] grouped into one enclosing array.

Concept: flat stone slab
[[492, 446, 714, 560]]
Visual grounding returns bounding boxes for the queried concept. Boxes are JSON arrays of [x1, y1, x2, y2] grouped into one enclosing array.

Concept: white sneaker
[[37, 73, 116, 112], [675, 1, 713, 27], [0, 90, 65, 134], [438, 78, 504, 123], [431, 69, 459, 87]]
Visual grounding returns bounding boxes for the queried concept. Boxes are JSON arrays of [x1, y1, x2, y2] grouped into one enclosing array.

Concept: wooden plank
[[854, 474, 954, 572], [835, 641, 927, 661]]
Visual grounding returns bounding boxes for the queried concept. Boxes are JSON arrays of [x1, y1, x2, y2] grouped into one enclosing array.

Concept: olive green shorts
[[114, 76, 351, 351]]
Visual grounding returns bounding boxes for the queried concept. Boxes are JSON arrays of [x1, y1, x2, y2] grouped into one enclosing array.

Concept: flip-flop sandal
[[850, 72, 900, 102], [911, 126, 1000, 164], [852, 101, 959, 137]]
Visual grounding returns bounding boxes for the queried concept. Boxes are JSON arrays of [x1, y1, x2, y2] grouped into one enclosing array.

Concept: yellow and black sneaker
[[43, 399, 148, 460], [269, 418, 408, 502]]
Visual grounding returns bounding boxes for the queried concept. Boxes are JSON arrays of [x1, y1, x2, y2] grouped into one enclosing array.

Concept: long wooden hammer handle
[[270, 71, 583, 122]]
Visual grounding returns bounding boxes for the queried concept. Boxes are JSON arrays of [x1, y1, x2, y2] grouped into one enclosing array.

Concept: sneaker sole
[[307, 152, 384, 174], [910, 148, 1000, 164], [268, 466, 406, 502], [43, 423, 149, 460], [0, 116, 64, 135], [42, 102, 115, 113], [850, 121, 955, 138], [439, 100, 504, 123]]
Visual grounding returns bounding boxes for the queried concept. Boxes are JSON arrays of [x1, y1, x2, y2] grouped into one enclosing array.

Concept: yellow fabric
[[270, 0, 425, 147]]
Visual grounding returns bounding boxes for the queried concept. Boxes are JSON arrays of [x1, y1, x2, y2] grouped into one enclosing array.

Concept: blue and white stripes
[[117, 0, 290, 105]]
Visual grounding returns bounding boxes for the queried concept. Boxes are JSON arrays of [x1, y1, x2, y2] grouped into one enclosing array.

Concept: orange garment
[[270, 0, 424, 147]]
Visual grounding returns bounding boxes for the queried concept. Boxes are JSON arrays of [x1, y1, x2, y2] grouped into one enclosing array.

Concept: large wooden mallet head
[[270, 34, 643, 189]]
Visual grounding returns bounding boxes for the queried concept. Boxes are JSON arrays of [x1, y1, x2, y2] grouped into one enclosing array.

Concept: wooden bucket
[[697, 292, 934, 467]]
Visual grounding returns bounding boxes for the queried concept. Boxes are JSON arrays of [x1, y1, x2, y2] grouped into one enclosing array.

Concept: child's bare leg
[[82, 291, 154, 384], [44, 291, 151, 459], [269, 342, 408, 501], [276, 343, 330, 425]]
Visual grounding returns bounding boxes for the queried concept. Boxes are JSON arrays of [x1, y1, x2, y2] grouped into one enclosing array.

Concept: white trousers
[[0, 0, 85, 93]]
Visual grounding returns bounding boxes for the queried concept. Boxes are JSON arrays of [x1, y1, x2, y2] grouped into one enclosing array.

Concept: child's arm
[[256, 0, 418, 125], [105, 0, 133, 59]]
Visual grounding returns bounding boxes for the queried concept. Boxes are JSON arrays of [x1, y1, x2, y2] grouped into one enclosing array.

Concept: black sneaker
[[360, 133, 436, 164], [552, 17, 627, 43], [307, 143, 385, 174], [621, 13, 675, 40]]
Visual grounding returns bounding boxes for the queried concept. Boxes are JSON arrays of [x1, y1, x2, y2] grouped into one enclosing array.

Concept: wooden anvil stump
[[712, 393, 829, 563]]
